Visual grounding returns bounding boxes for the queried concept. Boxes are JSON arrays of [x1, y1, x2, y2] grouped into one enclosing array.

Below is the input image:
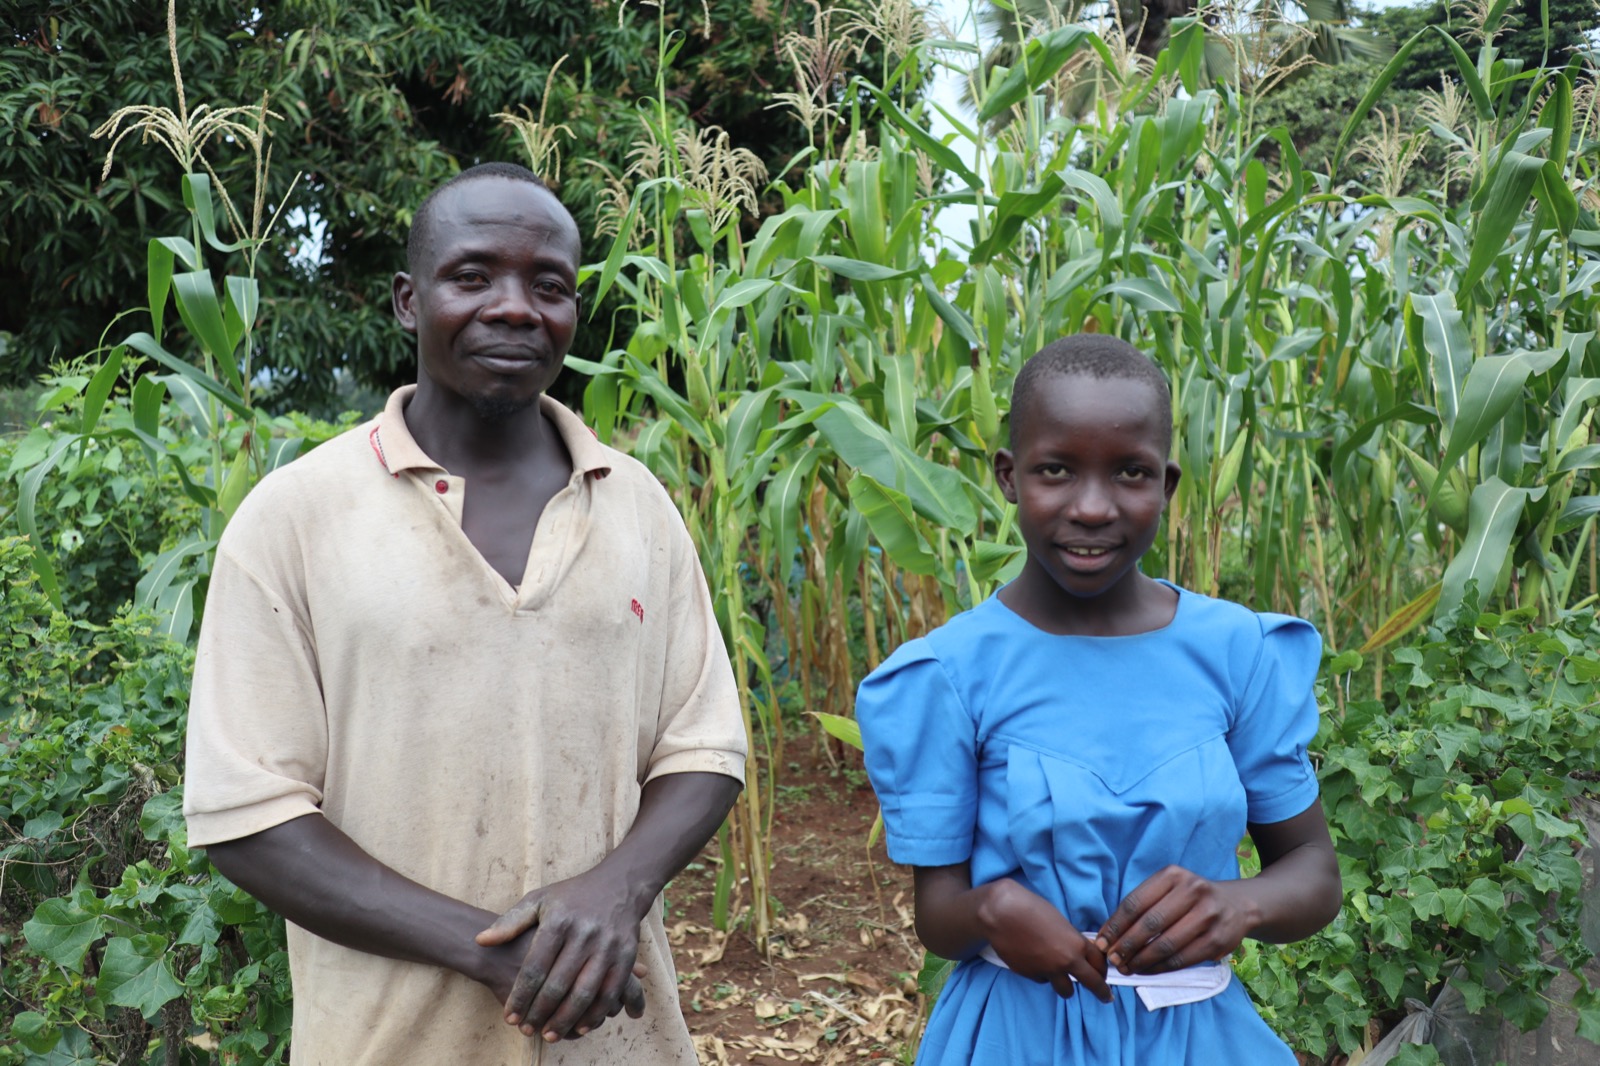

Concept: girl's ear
[[994, 449, 1019, 504], [1163, 461, 1181, 504]]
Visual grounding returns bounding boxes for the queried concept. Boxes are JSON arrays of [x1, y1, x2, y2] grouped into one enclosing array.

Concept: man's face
[[392, 178, 581, 420]]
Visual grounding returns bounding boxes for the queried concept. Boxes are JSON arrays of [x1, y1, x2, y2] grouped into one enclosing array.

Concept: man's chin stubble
[[469, 392, 539, 423]]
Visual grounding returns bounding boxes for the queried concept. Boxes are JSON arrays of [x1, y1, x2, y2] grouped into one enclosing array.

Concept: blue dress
[[855, 584, 1322, 1066]]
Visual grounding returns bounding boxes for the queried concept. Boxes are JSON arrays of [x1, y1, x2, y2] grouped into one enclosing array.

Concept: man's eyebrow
[[433, 247, 577, 276]]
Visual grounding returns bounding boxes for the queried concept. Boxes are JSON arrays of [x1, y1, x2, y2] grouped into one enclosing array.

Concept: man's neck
[[404, 381, 557, 476]]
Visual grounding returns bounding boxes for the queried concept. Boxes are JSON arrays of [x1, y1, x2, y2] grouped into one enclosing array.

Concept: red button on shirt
[[435, 479, 449, 494]]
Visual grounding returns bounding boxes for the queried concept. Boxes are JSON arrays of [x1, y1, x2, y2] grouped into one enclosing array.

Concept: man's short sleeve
[[183, 543, 328, 847], [640, 503, 747, 785]]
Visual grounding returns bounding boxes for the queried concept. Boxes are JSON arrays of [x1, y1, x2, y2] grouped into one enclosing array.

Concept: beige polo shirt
[[184, 386, 746, 1065]]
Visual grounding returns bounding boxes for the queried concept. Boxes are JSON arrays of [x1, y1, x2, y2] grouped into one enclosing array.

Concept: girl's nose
[[1068, 480, 1116, 523]]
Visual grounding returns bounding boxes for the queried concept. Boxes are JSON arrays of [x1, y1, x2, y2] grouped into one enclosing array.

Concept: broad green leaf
[[917, 952, 957, 998], [1431, 27, 1493, 119], [847, 471, 938, 576], [708, 277, 775, 320], [761, 448, 820, 582], [809, 254, 914, 283], [173, 269, 245, 394], [17, 432, 79, 608], [135, 534, 212, 611], [97, 935, 186, 1019], [1534, 158, 1578, 238], [80, 345, 127, 438], [22, 897, 104, 972], [864, 83, 980, 188], [123, 331, 249, 420], [1459, 150, 1546, 296], [919, 272, 980, 350], [811, 712, 863, 751], [589, 196, 639, 313], [722, 388, 774, 476], [224, 274, 261, 355], [977, 25, 1094, 123], [814, 402, 977, 532], [883, 355, 917, 446], [156, 577, 198, 645], [1102, 277, 1181, 313], [182, 172, 245, 252], [1438, 478, 1545, 617], [623, 356, 711, 449], [1432, 347, 1562, 505], [1332, 28, 1428, 175], [1554, 495, 1600, 534], [1410, 292, 1471, 429]]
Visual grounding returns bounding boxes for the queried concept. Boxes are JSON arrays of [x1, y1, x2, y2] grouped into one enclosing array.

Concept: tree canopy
[[1, 0, 866, 408]]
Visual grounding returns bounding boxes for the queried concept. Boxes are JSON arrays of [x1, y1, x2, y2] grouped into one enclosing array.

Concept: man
[[183, 162, 746, 1064]]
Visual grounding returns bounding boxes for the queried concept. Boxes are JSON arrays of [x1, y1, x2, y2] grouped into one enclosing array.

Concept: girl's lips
[[1058, 543, 1120, 572]]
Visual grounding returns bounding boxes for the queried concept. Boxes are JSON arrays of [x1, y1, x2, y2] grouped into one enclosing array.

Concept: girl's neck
[[998, 570, 1178, 637]]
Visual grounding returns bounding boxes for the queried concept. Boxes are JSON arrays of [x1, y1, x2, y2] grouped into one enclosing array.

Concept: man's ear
[[994, 448, 1019, 504], [392, 273, 417, 333], [1163, 461, 1181, 504]]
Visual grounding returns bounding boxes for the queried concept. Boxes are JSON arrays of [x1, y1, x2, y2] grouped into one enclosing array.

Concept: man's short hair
[[1008, 334, 1174, 453], [406, 162, 554, 274]]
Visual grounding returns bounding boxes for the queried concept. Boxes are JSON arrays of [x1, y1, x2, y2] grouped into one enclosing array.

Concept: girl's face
[[994, 374, 1180, 624]]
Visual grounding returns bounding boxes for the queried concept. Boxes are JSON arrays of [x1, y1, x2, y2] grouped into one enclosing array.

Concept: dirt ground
[[668, 743, 924, 1064]]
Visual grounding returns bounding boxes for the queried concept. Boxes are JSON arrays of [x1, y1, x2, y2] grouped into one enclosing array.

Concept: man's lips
[[471, 349, 542, 371]]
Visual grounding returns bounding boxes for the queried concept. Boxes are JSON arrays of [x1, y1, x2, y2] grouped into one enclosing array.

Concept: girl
[[856, 335, 1342, 1064]]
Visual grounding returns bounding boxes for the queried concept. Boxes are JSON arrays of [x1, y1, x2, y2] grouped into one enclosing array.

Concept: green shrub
[[1, 536, 290, 1065], [1238, 601, 1600, 1058]]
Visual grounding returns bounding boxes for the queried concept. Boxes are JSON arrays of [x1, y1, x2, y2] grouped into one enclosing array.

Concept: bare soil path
[[670, 746, 923, 1064]]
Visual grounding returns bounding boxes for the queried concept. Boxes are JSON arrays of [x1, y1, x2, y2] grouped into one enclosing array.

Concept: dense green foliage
[[1241, 601, 1600, 1057], [0, 0, 885, 405], [0, 535, 292, 1064], [3, 0, 1599, 1061]]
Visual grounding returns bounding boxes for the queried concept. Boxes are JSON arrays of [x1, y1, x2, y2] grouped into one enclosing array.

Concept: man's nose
[[482, 279, 540, 325]]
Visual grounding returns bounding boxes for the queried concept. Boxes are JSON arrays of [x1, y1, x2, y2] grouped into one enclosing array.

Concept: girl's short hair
[[1008, 335, 1173, 452]]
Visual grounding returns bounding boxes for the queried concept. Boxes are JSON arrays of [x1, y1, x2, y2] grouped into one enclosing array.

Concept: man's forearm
[[205, 813, 508, 985], [592, 772, 743, 915]]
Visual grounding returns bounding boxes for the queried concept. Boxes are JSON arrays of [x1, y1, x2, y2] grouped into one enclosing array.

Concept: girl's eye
[[1039, 464, 1068, 477], [1118, 467, 1150, 481]]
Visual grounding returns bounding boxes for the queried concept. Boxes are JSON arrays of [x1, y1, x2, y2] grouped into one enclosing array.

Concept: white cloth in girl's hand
[[978, 938, 1232, 1011]]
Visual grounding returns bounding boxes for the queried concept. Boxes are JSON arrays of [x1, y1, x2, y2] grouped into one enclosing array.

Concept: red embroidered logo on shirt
[[631, 599, 645, 623]]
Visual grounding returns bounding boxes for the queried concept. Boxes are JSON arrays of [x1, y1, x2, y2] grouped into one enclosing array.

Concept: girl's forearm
[[1235, 807, 1342, 943]]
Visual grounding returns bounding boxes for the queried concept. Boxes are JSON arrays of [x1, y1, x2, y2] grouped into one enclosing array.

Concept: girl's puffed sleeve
[[855, 640, 978, 867], [1226, 614, 1324, 826]]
